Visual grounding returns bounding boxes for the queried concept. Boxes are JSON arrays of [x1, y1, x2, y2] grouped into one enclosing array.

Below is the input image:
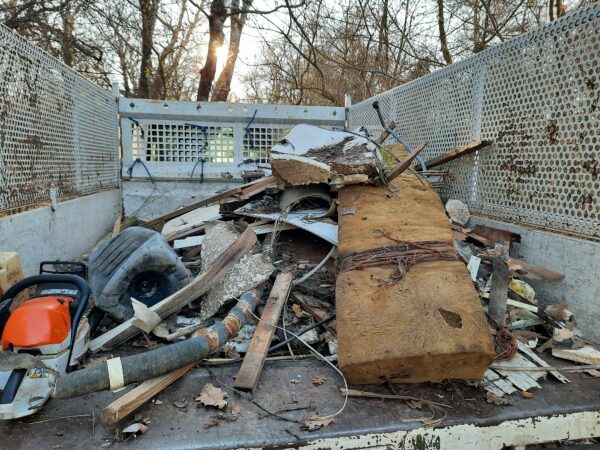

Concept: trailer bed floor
[[2, 357, 600, 449]]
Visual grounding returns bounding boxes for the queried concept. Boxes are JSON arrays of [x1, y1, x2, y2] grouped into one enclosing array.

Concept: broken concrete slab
[[198, 222, 274, 320], [336, 145, 494, 384], [269, 125, 380, 186]]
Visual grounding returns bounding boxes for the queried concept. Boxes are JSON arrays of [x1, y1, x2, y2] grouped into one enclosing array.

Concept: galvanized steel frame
[[349, 5, 600, 240], [119, 98, 344, 180], [0, 25, 119, 214]]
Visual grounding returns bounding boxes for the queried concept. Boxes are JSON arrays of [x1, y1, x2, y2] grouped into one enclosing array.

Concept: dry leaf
[[521, 391, 534, 399], [485, 392, 512, 406], [302, 416, 333, 431], [121, 423, 148, 435], [312, 375, 326, 386], [292, 303, 303, 318], [173, 400, 188, 409], [231, 402, 241, 415], [204, 418, 220, 429], [196, 383, 228, 409]]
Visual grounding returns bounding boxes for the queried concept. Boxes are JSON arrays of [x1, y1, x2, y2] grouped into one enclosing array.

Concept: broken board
[[335, 145, 494, 384], [161, 205, 221, 239]]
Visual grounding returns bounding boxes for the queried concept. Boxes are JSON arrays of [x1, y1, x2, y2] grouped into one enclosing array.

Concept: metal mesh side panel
[[243, 126, 291, 163], [348, 5, 600, 240], [0, 25, 119, 213], [132, 121, 236, 164]]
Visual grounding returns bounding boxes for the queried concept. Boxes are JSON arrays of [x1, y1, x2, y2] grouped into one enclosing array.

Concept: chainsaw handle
[[0, 274, 90, 342]]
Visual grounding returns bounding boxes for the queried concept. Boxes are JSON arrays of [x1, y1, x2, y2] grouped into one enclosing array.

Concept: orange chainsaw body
[[1, 296, 73, 350]]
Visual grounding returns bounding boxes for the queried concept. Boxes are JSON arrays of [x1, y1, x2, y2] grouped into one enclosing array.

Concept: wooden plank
[[421, 140, 492, 169], [516, 341, 570, 383], [141, 176, 276, 230], [161, 205, 220, 238], [166, 224, 206, 243], [384, 142, 428, 181], [234, 272, 293, 392], [100, 364, 194, 425], [488, 245, 510, 326], [90, 228, 258, 352], [472, 225, 518, 247], [508, 258, 564, 281]]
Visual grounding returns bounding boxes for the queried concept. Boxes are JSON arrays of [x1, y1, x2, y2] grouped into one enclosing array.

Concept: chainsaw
[[0, 274, 90, 419]]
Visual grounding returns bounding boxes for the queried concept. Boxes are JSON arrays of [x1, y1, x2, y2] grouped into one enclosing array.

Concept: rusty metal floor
[[1, 357, 600, 449]]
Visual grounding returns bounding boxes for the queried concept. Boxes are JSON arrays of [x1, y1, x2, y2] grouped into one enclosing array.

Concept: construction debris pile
[[0, 124, 596, 437]]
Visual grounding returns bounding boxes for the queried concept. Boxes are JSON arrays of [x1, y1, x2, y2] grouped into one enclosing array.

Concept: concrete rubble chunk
[[445, 199, 470, 226], [199, 221, 274, 320], [269, 125, 379, 186]]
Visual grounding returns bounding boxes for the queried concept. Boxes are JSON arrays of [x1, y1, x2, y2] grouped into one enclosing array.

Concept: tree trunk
[[436, 0, 452, 65], [196, 0, 226, 101], [138, 0, 158, 98], [212, 0, 252, 102], [61, 6, 75, 66]]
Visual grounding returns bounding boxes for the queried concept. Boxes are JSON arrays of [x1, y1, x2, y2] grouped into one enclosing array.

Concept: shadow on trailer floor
[[2, 357, 600, 449]]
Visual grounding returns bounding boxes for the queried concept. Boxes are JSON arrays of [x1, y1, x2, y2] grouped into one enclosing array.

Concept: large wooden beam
[[233, 272, 293, 392], [421, 140, 492, 169], [90, 228, 258, 351], [336, 144, 494, 384]]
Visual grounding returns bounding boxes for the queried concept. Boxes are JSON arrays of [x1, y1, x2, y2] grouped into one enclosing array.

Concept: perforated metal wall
[[120, 99, 343, 180], [243, 126, 291, 163], [349, 5, 600, 240], [131, 121, 236, 164], [0, 25, 119, 214]]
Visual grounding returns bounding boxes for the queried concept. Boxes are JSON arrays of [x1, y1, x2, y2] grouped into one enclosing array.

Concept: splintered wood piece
[[101, 364, 194, 425], [112, 213, 122, 237], [421, 140, 492, 169], [384, 142, 428, 181], [234, 272, 294, 392], [516, 341, 570, 383]]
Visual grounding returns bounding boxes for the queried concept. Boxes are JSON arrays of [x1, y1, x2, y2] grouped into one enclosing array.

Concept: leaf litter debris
[[312, 375, 327, 385], [196, 383, 228, 409]]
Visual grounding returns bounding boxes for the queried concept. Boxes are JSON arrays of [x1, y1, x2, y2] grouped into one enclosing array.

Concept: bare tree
[[137, 0, 159, 98]]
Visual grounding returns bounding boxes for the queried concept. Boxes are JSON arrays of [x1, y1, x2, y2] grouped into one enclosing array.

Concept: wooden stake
[[421, 140, 492, 169], [101, 364, 194, 425], [384, 142, 428, 181], [234, 272, 294, 392]]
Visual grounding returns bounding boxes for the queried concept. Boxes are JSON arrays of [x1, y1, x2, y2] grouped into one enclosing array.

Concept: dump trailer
[[1, 3, 600, 450]]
